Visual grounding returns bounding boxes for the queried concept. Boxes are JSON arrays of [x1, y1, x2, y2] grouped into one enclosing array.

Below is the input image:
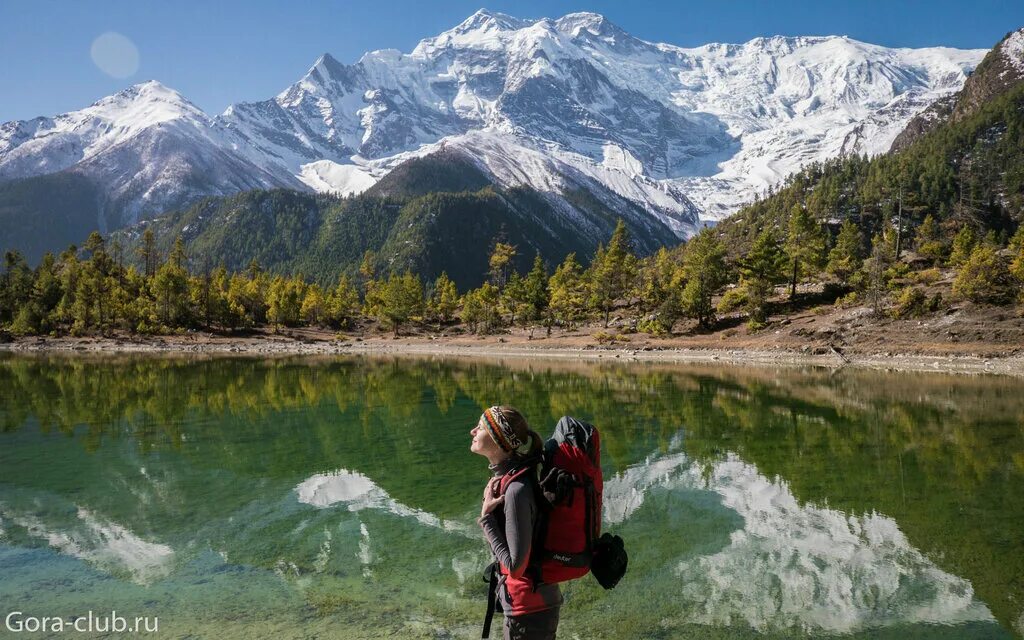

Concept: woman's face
[[470, 417, 502, 458]]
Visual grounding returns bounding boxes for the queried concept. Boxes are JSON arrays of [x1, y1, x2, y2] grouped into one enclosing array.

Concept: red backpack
[[500, 416, 628, 586], [483, 417, 627, 637], [498, 416, 602, 583]]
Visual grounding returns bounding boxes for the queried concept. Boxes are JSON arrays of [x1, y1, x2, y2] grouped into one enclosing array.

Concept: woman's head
[[470, 406, 542, 462]]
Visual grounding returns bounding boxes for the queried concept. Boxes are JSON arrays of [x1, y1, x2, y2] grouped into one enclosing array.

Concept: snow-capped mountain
[[0, 81, 302, 230], [0, 10, 987, 243], [892, 27, 1024, 152]]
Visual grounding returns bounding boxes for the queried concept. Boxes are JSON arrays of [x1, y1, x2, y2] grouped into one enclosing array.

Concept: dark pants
[[502, 608, 560, 640]]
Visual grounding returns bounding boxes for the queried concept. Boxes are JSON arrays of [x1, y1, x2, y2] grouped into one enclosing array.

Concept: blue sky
[[2, 0, 1022, 122]]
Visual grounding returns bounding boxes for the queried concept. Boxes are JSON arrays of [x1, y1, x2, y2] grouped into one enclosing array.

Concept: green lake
[[1, 354, 1022, 639]]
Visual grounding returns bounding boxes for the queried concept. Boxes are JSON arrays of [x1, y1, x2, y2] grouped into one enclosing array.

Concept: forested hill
[[718, 28, 1024, 255], [115, 150, 679, 289]]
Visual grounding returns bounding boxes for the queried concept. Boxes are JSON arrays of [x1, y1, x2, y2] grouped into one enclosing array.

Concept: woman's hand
[[480, 477, 505, 519]]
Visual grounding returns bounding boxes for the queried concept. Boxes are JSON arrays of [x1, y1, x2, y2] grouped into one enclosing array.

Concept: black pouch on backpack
[[590, 532, 627, 589]]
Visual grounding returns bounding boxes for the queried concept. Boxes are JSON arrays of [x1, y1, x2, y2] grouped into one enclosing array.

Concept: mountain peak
[[304, 52, 347, 83], [453, 9, 531, 34], [312, 52, 341, 68], [91, 80, 207, 122], [111, 80, 178, 100], [412, 9, 535, 55], [553, 12, 622, 38]]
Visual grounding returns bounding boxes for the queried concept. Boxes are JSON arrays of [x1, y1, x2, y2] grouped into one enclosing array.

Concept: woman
[[471, 406, 562, 640]]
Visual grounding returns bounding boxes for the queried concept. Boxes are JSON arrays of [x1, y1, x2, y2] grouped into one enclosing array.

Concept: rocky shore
[[3, 323, 1023, 377]]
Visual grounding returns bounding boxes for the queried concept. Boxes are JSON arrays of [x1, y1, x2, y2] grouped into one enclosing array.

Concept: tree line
[[2, 205, 1023, 339]]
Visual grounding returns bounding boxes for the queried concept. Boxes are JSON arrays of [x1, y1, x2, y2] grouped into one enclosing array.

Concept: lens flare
[[90, 32, 139, 79]]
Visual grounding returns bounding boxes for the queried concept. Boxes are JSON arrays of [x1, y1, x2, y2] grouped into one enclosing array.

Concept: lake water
[[0, 354, 1022, 639]]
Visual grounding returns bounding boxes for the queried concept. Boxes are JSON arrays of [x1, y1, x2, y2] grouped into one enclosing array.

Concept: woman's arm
[[479, 481, 534, 579]]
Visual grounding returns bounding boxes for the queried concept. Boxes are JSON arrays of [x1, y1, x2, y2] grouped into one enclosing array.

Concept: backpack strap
[[493, 457, 549, 591], [498, 466, 533, 495], [481, 561, 499, 639], [526, 473, 551, 590]]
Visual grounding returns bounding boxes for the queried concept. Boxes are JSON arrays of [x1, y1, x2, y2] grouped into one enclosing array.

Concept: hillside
[[117, 150, 679, 288], [718, 28, 1024, 255]]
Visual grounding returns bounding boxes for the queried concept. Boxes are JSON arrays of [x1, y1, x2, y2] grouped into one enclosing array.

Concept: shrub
[[594, 331, 630, 345], [717, 286, 748, 314], [910, 268, 941, 285], [952, 245, 1015, 304], [884, 262, 911, 285], [891, 287, 929, 319], [835, 291, 859, 307]]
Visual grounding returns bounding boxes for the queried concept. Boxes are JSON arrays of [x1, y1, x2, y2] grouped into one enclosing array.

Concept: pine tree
[[301, 284, 326, 326], [488, 242, 517, 288], [632, 247, 681, 333], [379, 272, 423, 336], [826, 220, 864, 282], [461, 283, 500, 334], [28, 253, 62, 334], [914, 214, 945, 265], [1, 251, 34, 326], [71, 264, 99, 333], [460, 287, 482, 333], [428, 272, 459, 324], [635, 247, 676, 313], [55, 245, 81, 329], [151, 236, 191, 327], [238, 261, 269, 326], [226, 273, 251, 328], [1009, 225, 1024, 254], [862, 233, 893, 316], [266, 276, 288, 330], [1009, 237, 1024, 302], [948, 225, 977, 267], [208, 265, 231, 329], [502, 271, 530, 326], [679, 228, 729, 329], [587, 219, 637, 326], [122, 266, 158, 333], [137, 227, 159, 279], [523, 254, 550, 321], [189, 260, 216, 329], [358, 250, 376, 296], [328, 275, 361, 329], [740, 229, 788, 325], [110, 238, 125, 287], [548, 252, 587, 330], [785, 205, 827, 298]]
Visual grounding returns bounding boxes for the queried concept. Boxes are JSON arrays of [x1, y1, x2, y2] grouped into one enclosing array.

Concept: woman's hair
[[494, 406, 543, 460]]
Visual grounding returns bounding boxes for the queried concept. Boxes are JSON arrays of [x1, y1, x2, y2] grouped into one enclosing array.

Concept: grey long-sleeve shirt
[[479, 463, 562, 613]]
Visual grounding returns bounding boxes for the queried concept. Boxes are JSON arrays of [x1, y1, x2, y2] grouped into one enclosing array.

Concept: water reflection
[[1, 501, 174, 585], [296, 469, 476, 536], [0, 354, 1021, 638]]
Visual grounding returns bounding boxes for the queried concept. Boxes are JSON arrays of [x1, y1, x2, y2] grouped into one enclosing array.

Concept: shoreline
[[3, 332, 1023, 377]]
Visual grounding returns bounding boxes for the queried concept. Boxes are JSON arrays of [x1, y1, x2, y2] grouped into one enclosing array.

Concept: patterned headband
[[481, 406, 522, 453]]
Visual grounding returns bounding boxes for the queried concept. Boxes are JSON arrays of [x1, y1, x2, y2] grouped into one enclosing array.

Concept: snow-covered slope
[[215, 10, 983, 224], [0, 10, 987, 237], [0, 81, 302, 230], [0, 81, 207, 179]]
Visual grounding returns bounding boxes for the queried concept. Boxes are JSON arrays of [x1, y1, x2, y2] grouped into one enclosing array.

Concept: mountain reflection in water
[[0, 354, 1021, 639]]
